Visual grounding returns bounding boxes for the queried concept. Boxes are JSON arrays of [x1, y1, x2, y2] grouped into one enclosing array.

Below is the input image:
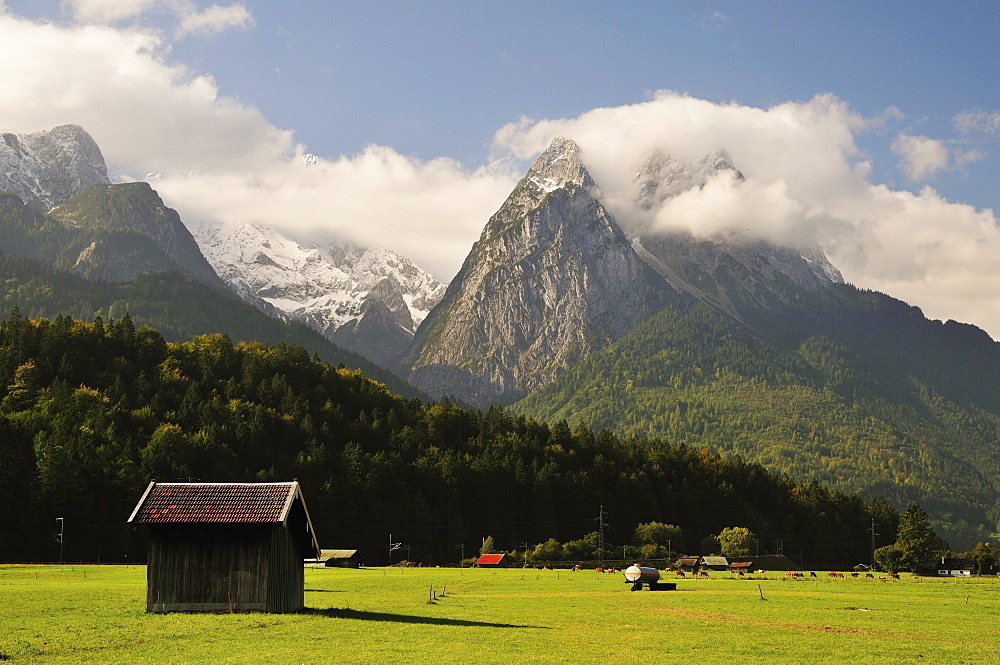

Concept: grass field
[[0, 564, 997, 664]]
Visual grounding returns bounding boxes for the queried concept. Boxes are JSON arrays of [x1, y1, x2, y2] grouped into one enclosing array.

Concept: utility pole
[[55, 517, 64, 564], [456, 543, 465, 566], [597, 505, 607, 564], [522, 542, 528, 566], [869, 519, 878, 570], [388, 533, 401, 566]]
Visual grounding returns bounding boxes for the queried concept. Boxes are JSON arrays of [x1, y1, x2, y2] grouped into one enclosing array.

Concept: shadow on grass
[[304, 589, 345, 593], [303, 607, 550, 629]]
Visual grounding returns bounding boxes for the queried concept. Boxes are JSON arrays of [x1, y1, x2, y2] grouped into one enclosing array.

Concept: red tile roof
[[128, 482, 298, 524], [475, 554, 506, 565]]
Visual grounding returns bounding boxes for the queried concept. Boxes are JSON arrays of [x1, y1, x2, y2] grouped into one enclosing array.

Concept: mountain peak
[[633, 149, 743, 210], [0, 124, 110, 210], [194, 222, 447, 369], [406, 137, 673, 406], [524, 136, 592, 193]]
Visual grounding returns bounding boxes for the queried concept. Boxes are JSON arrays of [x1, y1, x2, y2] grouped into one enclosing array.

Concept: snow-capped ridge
[[0, 124, 110, 209], [195, 222, 447, 369]]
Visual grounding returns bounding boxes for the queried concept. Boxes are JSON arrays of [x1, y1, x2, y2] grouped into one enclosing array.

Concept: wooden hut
[[699, 556, 730, 571], [127, 481, 320, 614], [307, 549, 363, 568]]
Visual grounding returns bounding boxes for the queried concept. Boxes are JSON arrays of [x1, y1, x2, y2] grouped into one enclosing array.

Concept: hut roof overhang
[[127, 481, 320, 558]]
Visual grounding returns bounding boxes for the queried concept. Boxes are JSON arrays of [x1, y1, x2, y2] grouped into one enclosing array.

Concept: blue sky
[[6, 1, 997, 208], [1, 1, 999, 336]]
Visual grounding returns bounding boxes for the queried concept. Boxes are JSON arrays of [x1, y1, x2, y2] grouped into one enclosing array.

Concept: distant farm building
[[128, 481, 319, 613], [699, 556, 730, 571], [937, 557, 975, 576], [474, 553, 511, 567], [729, 561, 754, 574], [675, 557, 700, 572], [307, 549, 363, 568]]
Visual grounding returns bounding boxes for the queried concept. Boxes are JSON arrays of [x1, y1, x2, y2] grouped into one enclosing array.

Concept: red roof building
[[128, 481, 319, 613], [474, 553, 510, 567]]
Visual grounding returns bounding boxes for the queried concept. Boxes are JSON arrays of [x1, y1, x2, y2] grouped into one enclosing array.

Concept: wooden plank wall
[[146, 524, 304, 613]]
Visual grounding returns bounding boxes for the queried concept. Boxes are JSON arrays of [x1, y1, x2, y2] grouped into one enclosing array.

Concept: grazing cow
[[675, 571, 685, 577], [865, 573, 874, 579], [809, 571, 817, 577], [850, 572, 859, 578]]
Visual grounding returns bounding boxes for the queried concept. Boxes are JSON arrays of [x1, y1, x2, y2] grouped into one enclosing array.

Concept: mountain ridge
[[194, 222, 447, 368], [0, 124, 110, 210], [406, 137, 674, 406]]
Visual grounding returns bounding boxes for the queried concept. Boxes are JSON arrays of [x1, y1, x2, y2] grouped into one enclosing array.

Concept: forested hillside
[[512, 287, 1000, 550], [1, 311, 898, 568]]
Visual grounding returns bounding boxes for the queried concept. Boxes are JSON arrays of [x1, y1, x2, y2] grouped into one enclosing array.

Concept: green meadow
[[1, 565, 997, 664]]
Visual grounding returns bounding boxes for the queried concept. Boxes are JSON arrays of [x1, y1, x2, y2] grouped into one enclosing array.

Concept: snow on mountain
[[0, 124, 110, 209], [195, 222, 447, 367]]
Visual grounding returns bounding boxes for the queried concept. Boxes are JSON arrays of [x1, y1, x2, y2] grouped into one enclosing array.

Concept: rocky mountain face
[[195, 223, 447, 368], [49, 182, 223, 287], [633, 150, 744, 209], [629, 148, 843, 325], [633, 234, 843, 325], [405, 137, 675, 406], [0, 124, 111, 210], [405, 139, 849, 406]]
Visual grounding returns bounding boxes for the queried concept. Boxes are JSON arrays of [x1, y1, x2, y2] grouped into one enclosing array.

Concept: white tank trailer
[[623, 565, 676, 591]]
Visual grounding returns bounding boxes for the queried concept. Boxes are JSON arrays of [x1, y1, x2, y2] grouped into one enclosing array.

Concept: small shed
[[700, 556, 730, 571], [308, 549, 363, 568], [675, 557, 700, 572], [474, 553, 510, 567], [729, 561, 754, 574], [128, 481, 319, 614]]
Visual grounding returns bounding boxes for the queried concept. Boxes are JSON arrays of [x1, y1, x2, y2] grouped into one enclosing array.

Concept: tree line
[[512, 292, 1000, 551], [0, 308, 933, 569]]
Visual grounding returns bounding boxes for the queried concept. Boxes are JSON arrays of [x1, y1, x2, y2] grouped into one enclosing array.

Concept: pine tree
[[895, 502, 946, 572]]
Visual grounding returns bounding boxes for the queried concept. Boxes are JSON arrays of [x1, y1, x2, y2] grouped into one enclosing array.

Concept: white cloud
[[63, 0, 157, 24], [954, 109, 1000, 135], [892, 133, 949, 180], [176, 3, 253, 38], [158, 148, 516, 279], [0, 12, 515, 280], [2, 11, 1000, 340], [0, 14, 290, 174], [62, 0, 253, 39], [492, 92, 1000, 339], [698, 11, 729, 29]]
